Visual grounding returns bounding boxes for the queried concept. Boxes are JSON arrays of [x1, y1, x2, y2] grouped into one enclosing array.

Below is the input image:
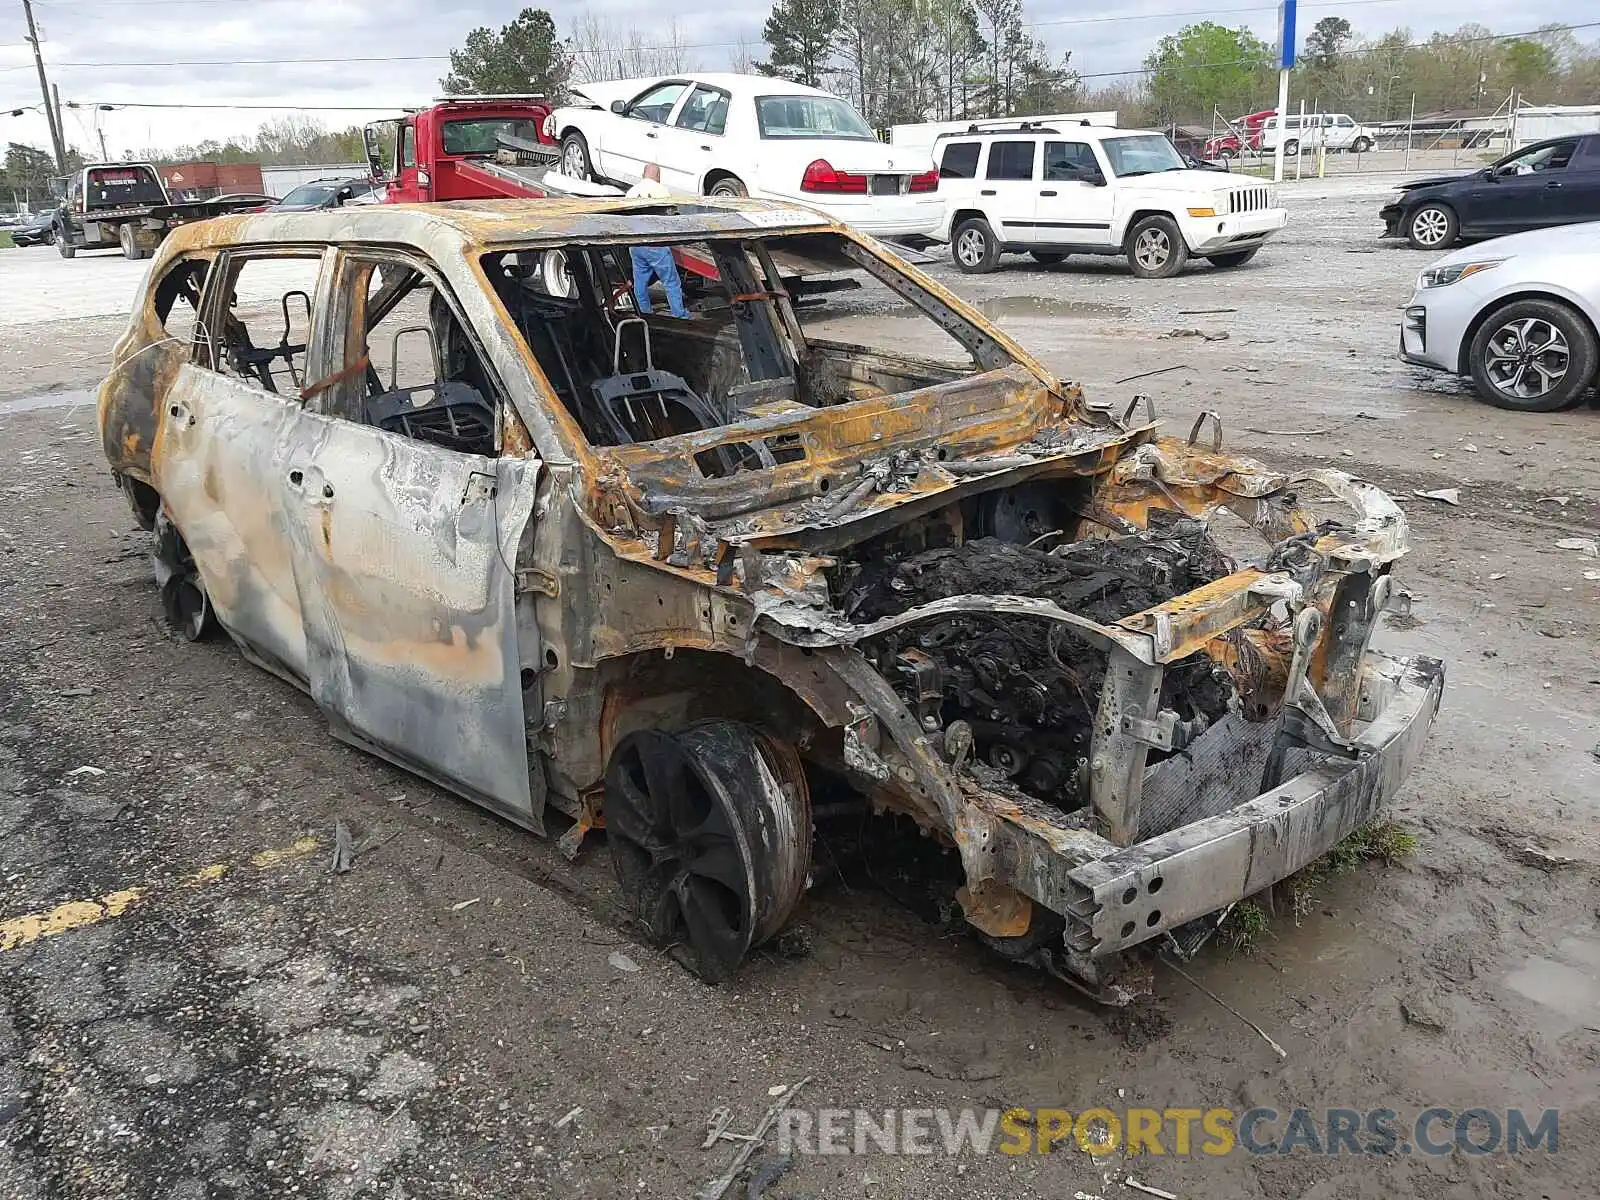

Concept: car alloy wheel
[[1133, 227, 1172, 271], [956, 227, 988, 268], [1410, 208, 1450, 248], [1483, 318, 1569, 401], [562, 139, 587, 179]]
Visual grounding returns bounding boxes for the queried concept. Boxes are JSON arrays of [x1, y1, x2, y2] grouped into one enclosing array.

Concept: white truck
[[931, 122, 1287, 277]]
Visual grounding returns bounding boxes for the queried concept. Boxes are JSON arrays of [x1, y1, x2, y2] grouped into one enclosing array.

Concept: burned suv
[[97, 197, 1442, 1000]]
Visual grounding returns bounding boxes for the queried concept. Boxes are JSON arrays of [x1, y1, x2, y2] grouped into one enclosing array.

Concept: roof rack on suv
[[959, 120, 1062, 135]]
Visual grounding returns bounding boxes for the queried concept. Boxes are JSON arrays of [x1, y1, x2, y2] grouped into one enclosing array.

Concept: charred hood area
[[837, 515, 1239, 811]]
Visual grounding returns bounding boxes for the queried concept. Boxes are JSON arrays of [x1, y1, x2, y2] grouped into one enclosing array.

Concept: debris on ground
[[1556, 537, 1599, 557], [1536, 496, 1570, 506], [608, 951, 640, 973], [1399, 997, 1448, 1033], [450, 897, 481, 912], [66, 765, 105, 777], [744, 1154, 795, 1200], [1125, 1179, 1181, 1200], [1163, 327, 1229, 342], [1412, 488, 1460, 506], [698, 1079, 811, 1200], [332, 820, 355, 873], [554, 1106, 583, 1129]]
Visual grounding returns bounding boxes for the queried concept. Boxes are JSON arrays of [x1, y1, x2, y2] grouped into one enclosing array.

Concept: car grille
[[1227, 186, 1273, 213], [868, 174, 904, 196]]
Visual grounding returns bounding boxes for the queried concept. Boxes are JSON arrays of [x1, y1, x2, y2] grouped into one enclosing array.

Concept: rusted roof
[[159, 196, 839, 255]]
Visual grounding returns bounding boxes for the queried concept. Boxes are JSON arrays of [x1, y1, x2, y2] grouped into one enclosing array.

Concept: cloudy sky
[[0, 0, 1581, 157]]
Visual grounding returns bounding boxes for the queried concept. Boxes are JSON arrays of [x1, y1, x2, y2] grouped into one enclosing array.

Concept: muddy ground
[[1, 185, 1598, 1200]]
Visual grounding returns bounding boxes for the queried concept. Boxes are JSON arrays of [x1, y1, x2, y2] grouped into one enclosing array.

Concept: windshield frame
[[1100, 134, 1188, 178], [754, 95, 877, 142]]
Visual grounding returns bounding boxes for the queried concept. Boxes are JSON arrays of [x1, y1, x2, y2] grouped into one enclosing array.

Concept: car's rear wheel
[[604, 721, 811, 983], [1029, 251, 1067, 265], [707, 175, 748, 198], [1284, 138, 1300, 155], [57, 233, 75, 259], [560, 131, 593, 181], [1206, 248, 1259, 268], [1468, 299, 1598, 413], [1406, 203, 1457, 250], [119, 223, 142, 260], [952, 217, 1000, 273], [1126, 215, 1189, 279], [1352, 136, 1373, 153]]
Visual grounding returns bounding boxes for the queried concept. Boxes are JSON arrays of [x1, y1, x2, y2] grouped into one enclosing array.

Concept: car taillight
[[908, 169, 938, 193], [800, 159, 867, 194]]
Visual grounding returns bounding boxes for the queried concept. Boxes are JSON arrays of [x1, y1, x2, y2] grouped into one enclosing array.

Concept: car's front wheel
[[1283, 138, 1300, 155], [1468, 299, 1598, 413], [1126, 215, 1189, 279], [951, 217, 1000, 273], [560, 131, 593, 181], [1407, 203, 1457, 250]]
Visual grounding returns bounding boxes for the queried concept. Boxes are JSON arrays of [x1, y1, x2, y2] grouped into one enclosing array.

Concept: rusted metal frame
[[1064, 654, 1445, 955], [1088, 647, 1166, 846], [707, 242, 791, 386], [750, 243, 808, 356], [954, 788, 1118, 916]]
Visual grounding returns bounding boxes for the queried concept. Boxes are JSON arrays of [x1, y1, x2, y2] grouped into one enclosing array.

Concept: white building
[[1513, 104, 1600, 148]]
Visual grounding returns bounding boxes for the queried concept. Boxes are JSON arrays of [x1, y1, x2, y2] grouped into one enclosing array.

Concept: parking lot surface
[[1, 185, 1597, 1199]]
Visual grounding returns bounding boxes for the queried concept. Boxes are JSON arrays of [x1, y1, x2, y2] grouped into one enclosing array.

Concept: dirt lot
[[1, 184, 1598, 1200]]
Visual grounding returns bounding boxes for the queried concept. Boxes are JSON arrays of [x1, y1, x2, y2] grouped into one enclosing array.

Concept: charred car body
[[97, 197, 1443, 999]]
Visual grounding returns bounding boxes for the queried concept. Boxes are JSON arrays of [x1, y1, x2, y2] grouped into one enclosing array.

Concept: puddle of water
[[1504, 936, 1600, 1026], [875, 295, 1132, 321], [978, 296, 1132, 321], [0, 389, 97, 416]]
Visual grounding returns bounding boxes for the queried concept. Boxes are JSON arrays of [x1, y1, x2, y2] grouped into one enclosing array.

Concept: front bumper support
[[1063, 652, 1443, 954]]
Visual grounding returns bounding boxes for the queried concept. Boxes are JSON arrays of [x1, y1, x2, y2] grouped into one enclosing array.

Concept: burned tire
[[1467, 298, 1598, 413], [560, 131, 593, 181], [604, 721, 811, 982], [1126, 214, 1189, 279], [153, 511, 218, 642], [952, 217, 1000, 273]]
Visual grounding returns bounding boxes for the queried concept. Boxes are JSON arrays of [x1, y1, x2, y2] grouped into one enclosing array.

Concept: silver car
[[1401, 221, 1600, 411]]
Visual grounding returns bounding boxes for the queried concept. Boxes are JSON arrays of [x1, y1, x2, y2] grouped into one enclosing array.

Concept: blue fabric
[[629, 246, 689, 318]]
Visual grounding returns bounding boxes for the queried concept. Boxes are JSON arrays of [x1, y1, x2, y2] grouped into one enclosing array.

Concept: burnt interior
[[835, 496, 1239, 811], [483, 231, 1001, 472]]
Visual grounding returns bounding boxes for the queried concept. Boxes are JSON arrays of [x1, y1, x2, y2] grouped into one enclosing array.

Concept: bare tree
[[570, 14, 699, 83]]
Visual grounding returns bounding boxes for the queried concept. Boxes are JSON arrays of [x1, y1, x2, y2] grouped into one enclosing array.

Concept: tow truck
[[364, 95, 564, 204], [52, 162, 265, 260]]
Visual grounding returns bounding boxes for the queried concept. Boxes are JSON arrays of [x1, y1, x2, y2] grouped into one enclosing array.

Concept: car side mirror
[[610, 100, 627, 114]]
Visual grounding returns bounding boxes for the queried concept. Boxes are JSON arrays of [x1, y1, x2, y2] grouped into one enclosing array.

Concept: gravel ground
[[1, 186, 1598, 1200]]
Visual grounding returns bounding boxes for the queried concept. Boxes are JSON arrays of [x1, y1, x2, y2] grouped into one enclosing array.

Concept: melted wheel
[[604, 722, 811, 982]]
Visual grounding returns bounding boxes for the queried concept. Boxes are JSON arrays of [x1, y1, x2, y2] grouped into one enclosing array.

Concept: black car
[[1381, 134, 1600, 250], [9, 211, 56, 247], [271, 177, 382, 211]]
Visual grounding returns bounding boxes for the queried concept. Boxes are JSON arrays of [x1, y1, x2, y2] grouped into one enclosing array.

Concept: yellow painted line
[[0, 835, 321, 953]]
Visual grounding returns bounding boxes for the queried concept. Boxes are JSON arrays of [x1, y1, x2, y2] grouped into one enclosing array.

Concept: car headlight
[[1418, 259, 1504, 288]]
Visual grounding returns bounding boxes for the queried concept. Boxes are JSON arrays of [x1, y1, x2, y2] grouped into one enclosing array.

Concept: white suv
[[1259, 113, 1376, 155], [933, 123, 1288, 277]]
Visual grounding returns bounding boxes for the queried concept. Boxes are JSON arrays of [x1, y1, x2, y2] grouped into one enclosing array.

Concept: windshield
[[1101, 135, 1187, 178], [755, 96, 875, 141], [279, 183, 338, 207], [442, 118, 542, 156], [85, 165, 166, 208]]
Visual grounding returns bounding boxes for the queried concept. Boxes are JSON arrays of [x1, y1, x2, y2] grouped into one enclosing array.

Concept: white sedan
[[547, 73, 942, 238], [1401, 222, 1600, 412]]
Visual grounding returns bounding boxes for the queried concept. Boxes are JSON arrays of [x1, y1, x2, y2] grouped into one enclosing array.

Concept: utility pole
[[20, 0, 68, 172], [1273, 0, 1296, 184]]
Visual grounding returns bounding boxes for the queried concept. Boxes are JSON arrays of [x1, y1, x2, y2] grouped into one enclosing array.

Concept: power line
[[16, 17, 1596, 79]]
